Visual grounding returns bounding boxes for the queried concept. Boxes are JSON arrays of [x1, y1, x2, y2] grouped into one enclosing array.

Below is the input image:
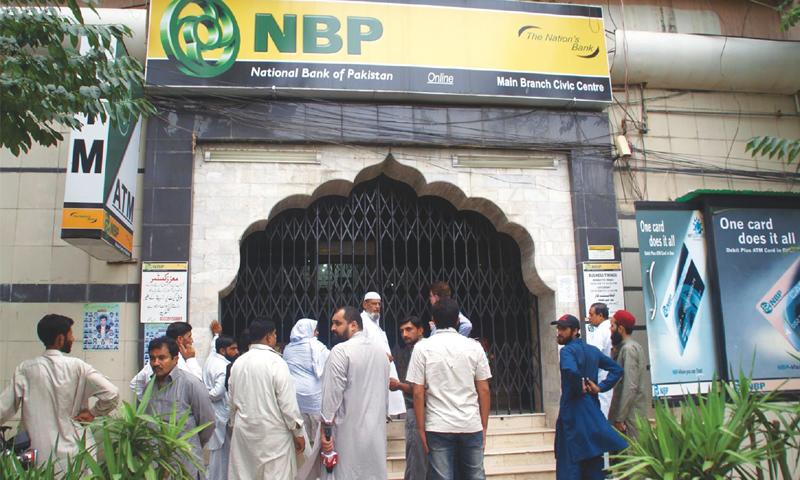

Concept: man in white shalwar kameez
[[0, 314, 120, 473], [297, 306, 390, 480], [228, 320, 305, 479], [585, 302, 613, 419], [202, 320, 239, 480], [360, 292, 406, 416]]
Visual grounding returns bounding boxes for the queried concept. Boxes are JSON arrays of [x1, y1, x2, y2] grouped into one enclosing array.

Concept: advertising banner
[[635, 208, 718, 397], [82, 303, 120, 351], [140, 262, 189, 323], [62, 38, 142, 261], [145, 0, 611, 106], [711, 208, 800, 391]]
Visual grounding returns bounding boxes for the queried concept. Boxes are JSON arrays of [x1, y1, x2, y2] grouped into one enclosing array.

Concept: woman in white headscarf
[[283, 318, 330, 447]]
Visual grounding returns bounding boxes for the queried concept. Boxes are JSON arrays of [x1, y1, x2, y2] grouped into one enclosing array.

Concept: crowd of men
[[0, 289, 646, 480]]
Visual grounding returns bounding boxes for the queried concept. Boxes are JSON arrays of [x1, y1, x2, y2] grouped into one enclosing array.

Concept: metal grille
[[220, 174, 541, 413]]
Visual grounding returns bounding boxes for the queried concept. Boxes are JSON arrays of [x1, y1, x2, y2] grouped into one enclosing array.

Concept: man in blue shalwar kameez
[[552, 314, 628, 480]]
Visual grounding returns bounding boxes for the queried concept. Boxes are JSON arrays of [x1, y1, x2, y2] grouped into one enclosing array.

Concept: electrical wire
[[147, 84, 798, 193], [147, 90, 615, 153], [143, 90, 624, 198]]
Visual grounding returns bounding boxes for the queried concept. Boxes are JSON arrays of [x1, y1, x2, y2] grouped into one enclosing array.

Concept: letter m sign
[[71, 139, 104, 173]]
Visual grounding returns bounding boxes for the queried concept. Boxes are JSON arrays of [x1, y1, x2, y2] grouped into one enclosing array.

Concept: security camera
[[615, 135, 632, 159]]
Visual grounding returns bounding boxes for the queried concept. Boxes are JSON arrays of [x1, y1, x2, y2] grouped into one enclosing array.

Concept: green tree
[[745, 2, 799, 169], [777, 0, 800, 30], [0, 0, 155, 156]]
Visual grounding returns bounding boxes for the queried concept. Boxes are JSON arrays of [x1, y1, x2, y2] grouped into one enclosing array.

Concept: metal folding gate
[[220, 174, 541, 413]]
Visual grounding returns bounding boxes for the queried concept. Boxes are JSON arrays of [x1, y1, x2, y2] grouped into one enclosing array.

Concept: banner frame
[[635, 193, 800, 396]]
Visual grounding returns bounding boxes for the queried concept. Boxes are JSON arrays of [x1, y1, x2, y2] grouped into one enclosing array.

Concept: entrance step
[[388, 445, 555, 471], [387, 414, 556, 480], [387, 426, 555, 454], [387, 413, 546, 437], [388, 461, 556, 480]]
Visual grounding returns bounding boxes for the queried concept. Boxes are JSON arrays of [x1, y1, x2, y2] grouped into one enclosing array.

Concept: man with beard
[[202, 319, 239, 480], [1, 314, 120, 471], [552, 314, 626, 480], [360, 291, 405, 416], [389, 316, 428, 480], [147, 336, 216, 479], [608, 310, 648, 441], [298, 306, 390, 480], [225, 328, 251, 391], [229, 320, 305, 479]]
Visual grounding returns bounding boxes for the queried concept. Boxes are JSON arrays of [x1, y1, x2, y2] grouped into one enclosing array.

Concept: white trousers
[[209, 429, 231, 480]]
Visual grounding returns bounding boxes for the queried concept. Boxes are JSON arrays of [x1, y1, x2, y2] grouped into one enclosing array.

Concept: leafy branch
[[745, 136, 800, 172], [0, 0, 155, 156], [777, 0, 800, 30]]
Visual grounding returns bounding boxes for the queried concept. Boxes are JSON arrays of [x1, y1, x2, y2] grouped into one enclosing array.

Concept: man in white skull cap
[[361, 292, 407, 416]]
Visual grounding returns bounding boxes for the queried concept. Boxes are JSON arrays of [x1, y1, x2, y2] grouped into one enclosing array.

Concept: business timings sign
[[145, 0, 611, 106]]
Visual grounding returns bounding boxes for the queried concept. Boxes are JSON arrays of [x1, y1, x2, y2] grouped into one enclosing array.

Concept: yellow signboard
[[104, 211, 134, 255], [62, 208, 105, 229], [146, 0, 611, 105], [61, 208, 134, 257]]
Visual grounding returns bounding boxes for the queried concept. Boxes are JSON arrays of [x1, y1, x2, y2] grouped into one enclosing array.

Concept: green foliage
[[745, 136, 800, 171], [777, 1, 800, 30], [80, 380, 209, 480], [0, 0, 155, 156], [0, 452, 68, 480], [758, 353, 800, 479], [608, 369, 800, 480], [0, 381, 210, 480]]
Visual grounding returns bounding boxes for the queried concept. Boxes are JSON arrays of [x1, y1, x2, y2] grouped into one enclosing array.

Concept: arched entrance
[[220, 174, 541, 413]]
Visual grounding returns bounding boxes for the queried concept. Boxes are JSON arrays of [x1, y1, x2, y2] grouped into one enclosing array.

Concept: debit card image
[[674, 257, 704, 354], [660, 244, 704, 355], [757, 256, 800, 352]]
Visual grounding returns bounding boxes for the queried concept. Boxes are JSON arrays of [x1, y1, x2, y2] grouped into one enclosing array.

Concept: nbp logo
[[161, 0, 240, 78]]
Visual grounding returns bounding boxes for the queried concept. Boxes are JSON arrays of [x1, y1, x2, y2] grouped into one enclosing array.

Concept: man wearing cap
[[608, 310, 648, 441], [552, 314, 626, 480], [361, 291, 406, 416]]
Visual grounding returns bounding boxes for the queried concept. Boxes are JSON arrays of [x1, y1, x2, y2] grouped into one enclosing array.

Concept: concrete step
[[486, 427, 556, 451], [388, 427, 556, 454], [386, 414, 555, 480], [483, 464, 557, 480], [388, 463, 556, 480], [388, 445, 555, 473], [387, 414, 546, 437], [489, 414, 547, 430]]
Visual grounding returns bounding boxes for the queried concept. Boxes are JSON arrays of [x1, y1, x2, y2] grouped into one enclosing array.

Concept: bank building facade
[[2, 2, 800, 469]]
